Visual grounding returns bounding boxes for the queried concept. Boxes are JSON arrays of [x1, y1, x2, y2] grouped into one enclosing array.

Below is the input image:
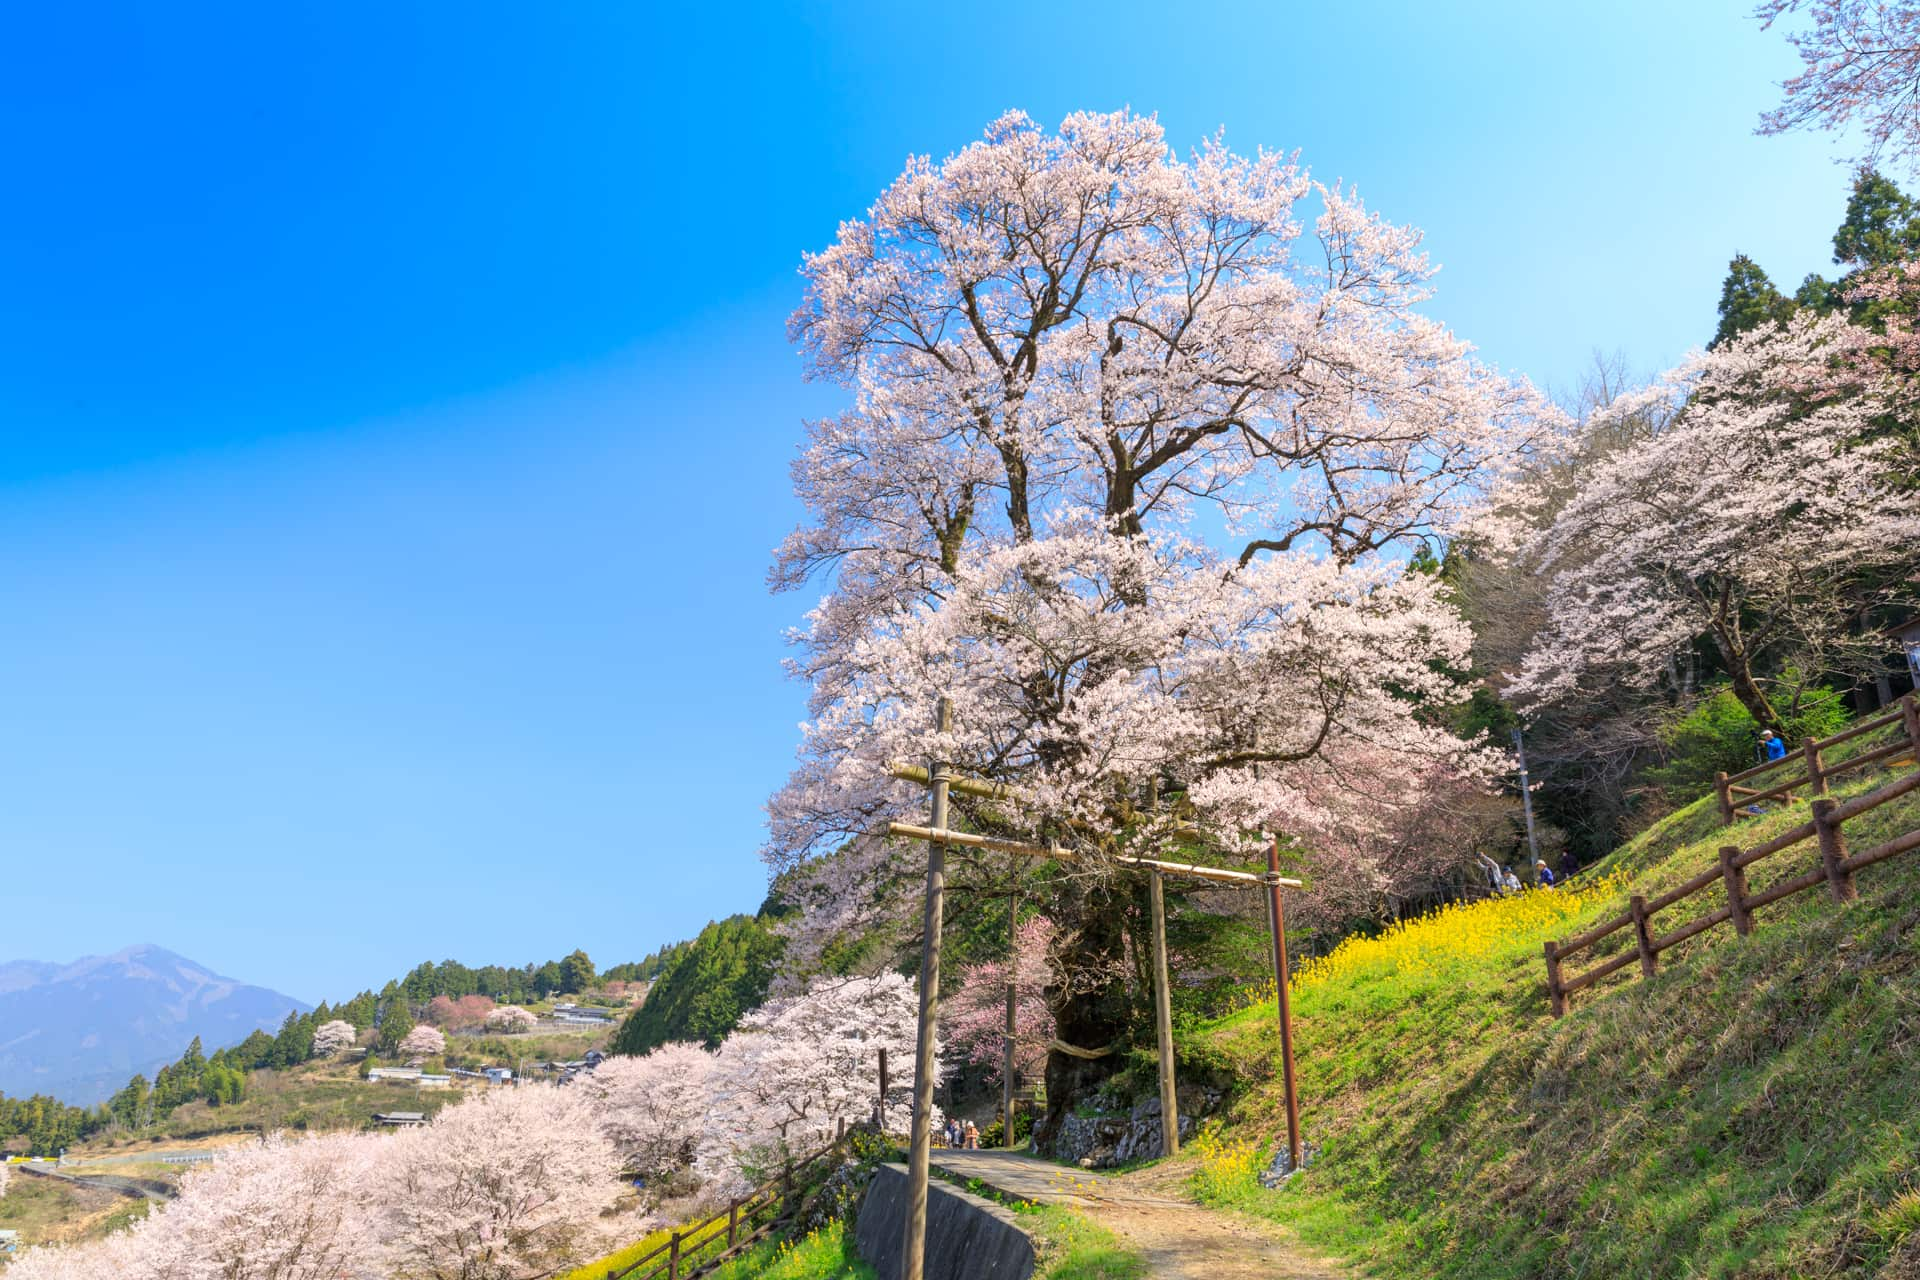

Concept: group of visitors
[[1477, 851, 1564, 895], [940, 1117, 981, 1149]]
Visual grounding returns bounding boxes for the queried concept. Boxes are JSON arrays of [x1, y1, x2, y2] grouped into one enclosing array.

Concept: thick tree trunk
[[1033, 877, 1136, 1153], [1709, 629, 1784, 735]]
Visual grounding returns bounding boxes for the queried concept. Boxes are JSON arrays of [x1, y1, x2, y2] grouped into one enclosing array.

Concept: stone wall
[[853, 1163, 1035, 1280]]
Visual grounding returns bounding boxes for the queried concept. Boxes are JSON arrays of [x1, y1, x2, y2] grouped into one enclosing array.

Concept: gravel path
[[928, 1149, 1340, 1279]]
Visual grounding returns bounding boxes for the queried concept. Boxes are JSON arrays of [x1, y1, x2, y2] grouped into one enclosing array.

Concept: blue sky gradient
[[0, 1, 1864, 1001]]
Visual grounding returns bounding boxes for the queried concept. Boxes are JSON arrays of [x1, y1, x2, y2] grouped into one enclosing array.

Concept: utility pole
[[901, 697, 952, 1280], [1513, 727, 1542, 879], [1267, 836, 1302, 1173]]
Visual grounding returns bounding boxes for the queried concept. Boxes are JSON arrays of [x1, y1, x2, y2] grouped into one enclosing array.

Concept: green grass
[[705, 1221, 874, 1280], [1014, 1202, 1148, 1280], [0, 1171, 151, 1251], [1183, 738, 1920, 1279]]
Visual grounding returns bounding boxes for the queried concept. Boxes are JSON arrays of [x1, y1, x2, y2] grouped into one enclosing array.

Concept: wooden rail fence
[[1713, 695, 1919, 826], [1546, 696, 1920, 1017], [607, 1123, 856, 1280]]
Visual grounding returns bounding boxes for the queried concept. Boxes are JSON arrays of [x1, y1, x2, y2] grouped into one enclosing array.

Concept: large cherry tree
[[1500, 312, 1920, 732], [769, 110, 1547, 1143]]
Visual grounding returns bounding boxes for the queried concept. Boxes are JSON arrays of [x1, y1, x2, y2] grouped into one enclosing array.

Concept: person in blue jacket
[[1760, 729, 1788, 762]]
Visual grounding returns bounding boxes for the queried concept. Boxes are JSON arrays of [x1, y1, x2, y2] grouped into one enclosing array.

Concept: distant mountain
[[0, 944, 309, 1105]]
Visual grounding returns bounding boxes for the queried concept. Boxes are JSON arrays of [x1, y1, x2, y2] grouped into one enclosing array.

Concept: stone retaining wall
[[853, 1163, 1035, 1280]]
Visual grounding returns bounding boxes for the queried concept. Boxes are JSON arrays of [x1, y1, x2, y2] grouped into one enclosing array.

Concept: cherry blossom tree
[[485, 1005, 539, 1034], [1760, 1, 1920, 170], [398, 1025, 447, 1059], [704, 975, 925, 1184], [425, 995, 497, 1031], [769, 110, 1546, 1140], [940, 917, 1055, 1085], [577, 1042, 717, 1187], [374, 1084, 624, 1280], [311, 1019, 359, 1058], [1501, 312, 1920, 732]]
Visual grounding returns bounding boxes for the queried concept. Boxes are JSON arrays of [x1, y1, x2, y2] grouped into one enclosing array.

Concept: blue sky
[[0, 1, 1862, 1002]]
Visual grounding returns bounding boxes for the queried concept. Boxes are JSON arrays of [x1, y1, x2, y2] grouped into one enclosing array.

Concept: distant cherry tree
[[424, 994, 496, 1030], [310, 1019, 358, 1058], [486, 1005, 539, 1034], [704, 975, 925, 1189], [397, 1025, 447, 1059], [578, 1042, 717, 1189], [940, 917, 1055, 1086], [375, 1085, 623, 1280]]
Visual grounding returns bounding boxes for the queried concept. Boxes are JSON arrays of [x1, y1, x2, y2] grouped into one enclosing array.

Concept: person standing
[[1535, 860, 1556, 888], [963, 1120, 980, 1150], [1760, 729, 1787, 763]]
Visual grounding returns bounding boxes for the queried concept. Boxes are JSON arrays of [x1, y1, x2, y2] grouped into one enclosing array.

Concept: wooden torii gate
[[883, 699, 1306, 1280]]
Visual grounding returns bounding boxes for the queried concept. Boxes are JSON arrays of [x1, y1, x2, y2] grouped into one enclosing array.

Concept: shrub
[[1641, 684, 1851, 799]]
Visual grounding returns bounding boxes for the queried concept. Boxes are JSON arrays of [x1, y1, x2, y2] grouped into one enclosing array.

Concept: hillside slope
[[1186, 751, 1920, 1279], [0, 945, 308, 1104]]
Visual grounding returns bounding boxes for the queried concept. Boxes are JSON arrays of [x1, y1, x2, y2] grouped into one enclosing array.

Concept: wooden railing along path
[[1713, 695, 1920, 826], [1546, 694, 1920, 1017], [606, 1123, 858, 1280]]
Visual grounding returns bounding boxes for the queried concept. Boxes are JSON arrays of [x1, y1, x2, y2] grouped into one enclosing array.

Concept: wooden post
[[1803, 738, 1827, 797], [667, 1231, 680, 1280], [875, 1047, 888, 1130], [1267, 836, 1303, 1173], [1542, 939, 1566, 1017], [1629, 895, 1657, 978], [901, 696, 953, 1280], [1718, 845, 1753, 936], [727, 1201, 739, 1248], [1715, 771, 1734, 826], [1003, 876, 1017, 1150], [1148, 869, 1179, 1157], [1903, 694, 1920, 756], [1812, 797, 1856, 904]]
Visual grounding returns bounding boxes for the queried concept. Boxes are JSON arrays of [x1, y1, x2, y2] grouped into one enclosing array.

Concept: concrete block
[[854, 1163, 1036, 1280]]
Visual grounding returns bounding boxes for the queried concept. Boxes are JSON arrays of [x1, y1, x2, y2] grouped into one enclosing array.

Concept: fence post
[[1903, 694, 1920, 756], [1803, 738, 1827, 797], [667, 1232, 680, 1280], [1542, 939, 1566, 1017], [1715, 772, 1734, 826], [1718, 845, 1753, 936], [1629, 895, 1657, 978], [728, 1201, 739, 1248], [1812, 798, 1857, 904]]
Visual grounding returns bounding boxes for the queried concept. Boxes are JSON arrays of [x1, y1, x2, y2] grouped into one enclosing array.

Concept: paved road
[[929, 1149, 1339, 1280]]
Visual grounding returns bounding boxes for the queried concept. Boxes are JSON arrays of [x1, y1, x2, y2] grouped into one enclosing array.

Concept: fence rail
[[607, 1123, 856, 1280], [1713, 695, 1920, 825], [1547, 695, 1920, 1017]]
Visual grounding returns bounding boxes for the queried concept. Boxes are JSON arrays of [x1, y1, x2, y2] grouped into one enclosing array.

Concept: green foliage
[[1712, 253, 1796, 347], [611, 915, 784, 1054], [1189, 734, 1920, 1279], [559, 948, 596, 995], [374, 1004, 417, 1057], [1833, 168, 1920, 268], [1641, 684, 1852, 798]]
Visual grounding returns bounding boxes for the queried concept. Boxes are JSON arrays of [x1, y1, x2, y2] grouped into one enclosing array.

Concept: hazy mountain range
[[0, 944, 309, 1105]]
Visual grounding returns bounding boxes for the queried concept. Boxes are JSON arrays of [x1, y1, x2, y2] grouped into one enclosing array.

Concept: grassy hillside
[[1184, 745, 1920, 1279], [0, 1169, 150, 1254]]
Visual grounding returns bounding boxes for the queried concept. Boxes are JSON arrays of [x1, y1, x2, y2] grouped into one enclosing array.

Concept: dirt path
[[929, 1149, 1340, 1280]]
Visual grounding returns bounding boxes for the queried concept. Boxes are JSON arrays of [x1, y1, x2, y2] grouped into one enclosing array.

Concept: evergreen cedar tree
[[764, 109, 1555, 1142], [610, 914, 783, 1055], [7, 975, 923, 1280]]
